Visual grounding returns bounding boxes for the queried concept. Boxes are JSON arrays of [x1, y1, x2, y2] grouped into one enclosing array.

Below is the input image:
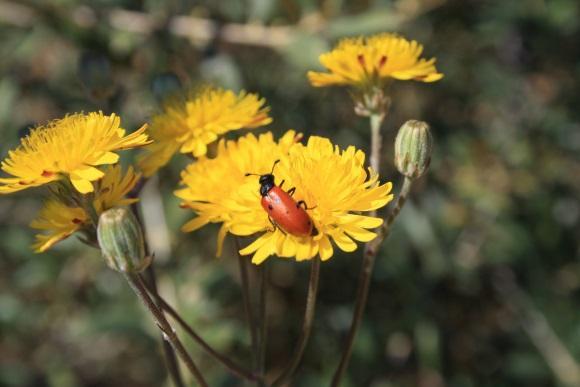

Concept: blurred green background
[[1, 0, 580, 386]]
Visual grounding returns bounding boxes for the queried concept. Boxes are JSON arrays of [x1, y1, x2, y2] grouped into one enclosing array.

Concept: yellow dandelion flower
[[30, 164, 141, 253], [0, 112, 150, 194], [175, 130, 300, 256], [176, 132, 393, 263], [30, 201, 88, 253], [307, 33, 443, 88], [237, 137, 394, 263], [138, 86, 272, 177]]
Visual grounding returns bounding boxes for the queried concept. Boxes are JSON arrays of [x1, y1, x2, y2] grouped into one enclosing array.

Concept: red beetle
[[246, 160, 317, 237]]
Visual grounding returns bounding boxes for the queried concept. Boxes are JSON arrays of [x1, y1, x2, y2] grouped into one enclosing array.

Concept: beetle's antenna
[[270, 159, 280, 174], [245, 160, 280, 177]]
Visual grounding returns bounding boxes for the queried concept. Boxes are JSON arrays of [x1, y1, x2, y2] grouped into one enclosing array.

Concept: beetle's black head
[[259, 174, 275, 196]]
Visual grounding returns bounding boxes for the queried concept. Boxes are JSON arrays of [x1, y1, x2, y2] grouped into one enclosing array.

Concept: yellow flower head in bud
[[176, 131, 394, 264], [138, 86, 273, 177], [308, 33, 443, 88], [0, 112, 150, 194], [93, 164, 141, 214], [175, 130, 300, 256], [30, 165, 141, 253]]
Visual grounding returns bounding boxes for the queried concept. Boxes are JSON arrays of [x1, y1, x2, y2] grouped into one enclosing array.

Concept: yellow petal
[[318, 235, 334, 261], [93, 151, 120, 165], [215, 224, 228, 257], [343, 225, 378, 242], [73, 166, 105, 181], [182, 216, 209, 232], [251, 243, 274, 265], [332, 231, 357, 252], [70, 176, 94, 193], [239, 234, 270, 255]]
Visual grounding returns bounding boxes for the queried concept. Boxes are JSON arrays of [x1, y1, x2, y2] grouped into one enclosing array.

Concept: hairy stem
[[236, 238, 259, 373], [257, 264, 269, 386], [129, 199, 184, 387], [123, 273, 208, 387], [141, 274, 258, 382], [144, 267, 185, 387], [331, 176, 413, 386], [271, 258, 321, 386]]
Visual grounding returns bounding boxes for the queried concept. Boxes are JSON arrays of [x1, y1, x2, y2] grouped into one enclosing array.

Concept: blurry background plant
[[1, 0, 580, 386]]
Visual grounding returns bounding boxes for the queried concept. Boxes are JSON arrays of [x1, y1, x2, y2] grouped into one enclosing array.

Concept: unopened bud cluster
[[353, 87, 390, 117], [394, 120, 433, 179], [97, 207, 151, 273]]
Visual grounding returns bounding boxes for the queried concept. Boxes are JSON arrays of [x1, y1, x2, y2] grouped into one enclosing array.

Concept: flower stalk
[[236, 238, 260, 373], [272, 258, 321, 386], [332, 176, 414, 386], [257, 263, 269, 386], [141, 274, 258, 382], [123, 273, 209, 387], [142, 266, 185, 387]]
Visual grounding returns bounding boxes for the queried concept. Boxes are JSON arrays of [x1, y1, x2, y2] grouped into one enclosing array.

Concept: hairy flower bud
[[97, 207, 151, 273], [394, 120, 433, 179]]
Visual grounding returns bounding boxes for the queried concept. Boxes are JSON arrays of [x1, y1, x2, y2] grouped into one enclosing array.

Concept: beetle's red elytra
[[246, 160, 317, 237]]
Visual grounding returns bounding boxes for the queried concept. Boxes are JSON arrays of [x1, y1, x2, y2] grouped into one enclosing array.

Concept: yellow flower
[[175, 130, 300, 256], [30, 201, 88, 253], [0, 112, 150, 194], [307, 33, 443, 88], [176, 132, 394, 263], [92, 164, 141, 214], [138, 86, 272, 177], [30, 165, 141, 253]]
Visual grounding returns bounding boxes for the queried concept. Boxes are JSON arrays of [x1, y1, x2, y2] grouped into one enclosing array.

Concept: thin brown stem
[[123, 273, 208, 387], [331, 177, 413, 386], [257, 263, 269, 386], [236, 238, 259, 372], [271, 258, 321, 386], [140, 274, 258, 382]]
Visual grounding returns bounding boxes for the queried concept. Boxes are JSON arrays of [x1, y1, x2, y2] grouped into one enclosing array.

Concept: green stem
[[257, 263, 269, 386], [123, 273, 209, 387], [144, 267, 185, 387], [236, 238, 260, 373], [369, 112, 385, 172], [130, 201, 184, 387], [331, 177, 413, 386], [271, 258, 321, 386], [141, 274, 258, 382]]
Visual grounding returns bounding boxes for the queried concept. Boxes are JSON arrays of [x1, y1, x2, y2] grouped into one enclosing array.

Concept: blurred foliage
[[1, 0, 580, 386]]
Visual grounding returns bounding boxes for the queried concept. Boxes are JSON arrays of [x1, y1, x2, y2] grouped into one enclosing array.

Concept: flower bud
[[97, 207, 151, 273], [394, 120, 433, 179]]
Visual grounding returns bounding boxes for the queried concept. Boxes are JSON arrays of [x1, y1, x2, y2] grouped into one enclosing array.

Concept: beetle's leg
[[287, 187, 296, 196], [268, 216, 287, 235], [279, 179, 285, 189], [267, 216, 277, 233], [297, 200, 317, 210]]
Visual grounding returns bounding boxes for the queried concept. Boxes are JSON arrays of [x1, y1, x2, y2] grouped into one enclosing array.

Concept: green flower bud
[[97, 207, 151, 273], [394, 120, 433, 179]]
